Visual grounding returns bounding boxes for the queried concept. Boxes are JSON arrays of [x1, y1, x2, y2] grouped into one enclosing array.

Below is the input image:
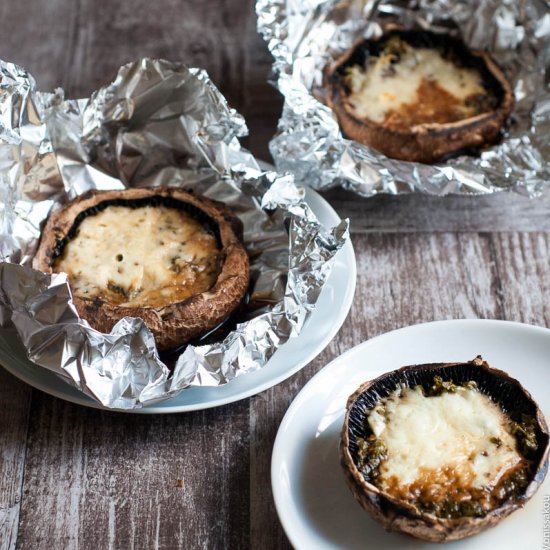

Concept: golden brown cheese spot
[[367, 385, 525, 510], [384, 78, 486, 129], [54, 205, 222, 308], [344, 43, 494, 129]]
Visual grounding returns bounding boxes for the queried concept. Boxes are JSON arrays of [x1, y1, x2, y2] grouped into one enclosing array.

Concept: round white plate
[[272, 319, 550, 550], [0, 186, 356, 413]]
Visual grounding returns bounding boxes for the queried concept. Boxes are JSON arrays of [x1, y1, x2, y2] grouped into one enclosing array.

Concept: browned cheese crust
[[324, 29, 514, 163], [33, 187, 250, 350], [340, 357, 550, 542]]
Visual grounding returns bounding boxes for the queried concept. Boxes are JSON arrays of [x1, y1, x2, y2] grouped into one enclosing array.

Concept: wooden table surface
[[2, 2, 550, 549]]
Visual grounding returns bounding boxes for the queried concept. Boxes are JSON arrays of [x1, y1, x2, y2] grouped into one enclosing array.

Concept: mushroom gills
[[341, 357, 550, 542]]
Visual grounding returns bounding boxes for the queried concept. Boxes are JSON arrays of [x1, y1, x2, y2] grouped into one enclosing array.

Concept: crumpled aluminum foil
[[0, 58, 348, 409], [257, 0, 550, 196]]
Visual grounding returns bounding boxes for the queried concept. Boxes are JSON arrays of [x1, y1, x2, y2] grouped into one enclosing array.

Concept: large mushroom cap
[[33, 187, 250, 351], [324, 28, 514, 163], [340, 357, 549, 542]]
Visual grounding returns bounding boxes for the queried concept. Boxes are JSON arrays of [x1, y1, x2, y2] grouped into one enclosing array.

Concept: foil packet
[[0, 58, 348, 409], [257, 0, 550, 196]]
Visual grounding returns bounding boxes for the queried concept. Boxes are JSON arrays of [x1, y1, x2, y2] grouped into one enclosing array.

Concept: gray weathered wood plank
[[489, 232, 550, 325], [16, 396, 250, 550], [2, 0, 548, 232], [0, 0, 280, 163], [0, 370, 32, 550], [4, 232, 550, 549], [322, 188, 550, 234]]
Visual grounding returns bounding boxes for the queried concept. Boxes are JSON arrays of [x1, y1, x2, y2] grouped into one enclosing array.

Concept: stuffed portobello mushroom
[[340, 356, 549, 542], [324, 28, 514, 163], [33, 187, 250, 351]]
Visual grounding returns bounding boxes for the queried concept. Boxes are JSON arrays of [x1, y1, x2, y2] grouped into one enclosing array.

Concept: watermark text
[[543, 495, 550, 549]]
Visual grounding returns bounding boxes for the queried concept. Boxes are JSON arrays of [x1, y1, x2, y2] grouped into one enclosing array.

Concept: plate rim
[[0, 186, 356, 414], [271, 318, 550, 549]]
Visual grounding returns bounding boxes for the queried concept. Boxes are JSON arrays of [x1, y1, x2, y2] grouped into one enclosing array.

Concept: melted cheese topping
[[55, 205, 222, 308], [367, 385, 523, 504], [345, 43, 490, 129]]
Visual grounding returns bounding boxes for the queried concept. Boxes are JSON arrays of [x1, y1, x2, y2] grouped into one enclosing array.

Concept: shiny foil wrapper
[[257, 0, 550, 196], [0, 58, 348, 409]]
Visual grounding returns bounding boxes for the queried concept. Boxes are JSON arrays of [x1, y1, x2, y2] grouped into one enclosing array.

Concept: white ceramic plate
[[0, 186, 356, 413], [272, 319, 550, 550]]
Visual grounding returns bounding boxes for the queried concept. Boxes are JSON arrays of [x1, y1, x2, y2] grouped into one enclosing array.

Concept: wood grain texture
[[322, 188, 550, 233], [15, 395, 250, 550], [0, 0, 281, 163], [3, 232, 550, 549], [0, 371, 31, 550], [490, 233, 550, 325], [1, 0, 548, 230]]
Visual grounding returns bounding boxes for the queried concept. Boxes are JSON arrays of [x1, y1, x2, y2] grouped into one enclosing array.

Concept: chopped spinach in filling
[[353, 375, 537, 519]]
